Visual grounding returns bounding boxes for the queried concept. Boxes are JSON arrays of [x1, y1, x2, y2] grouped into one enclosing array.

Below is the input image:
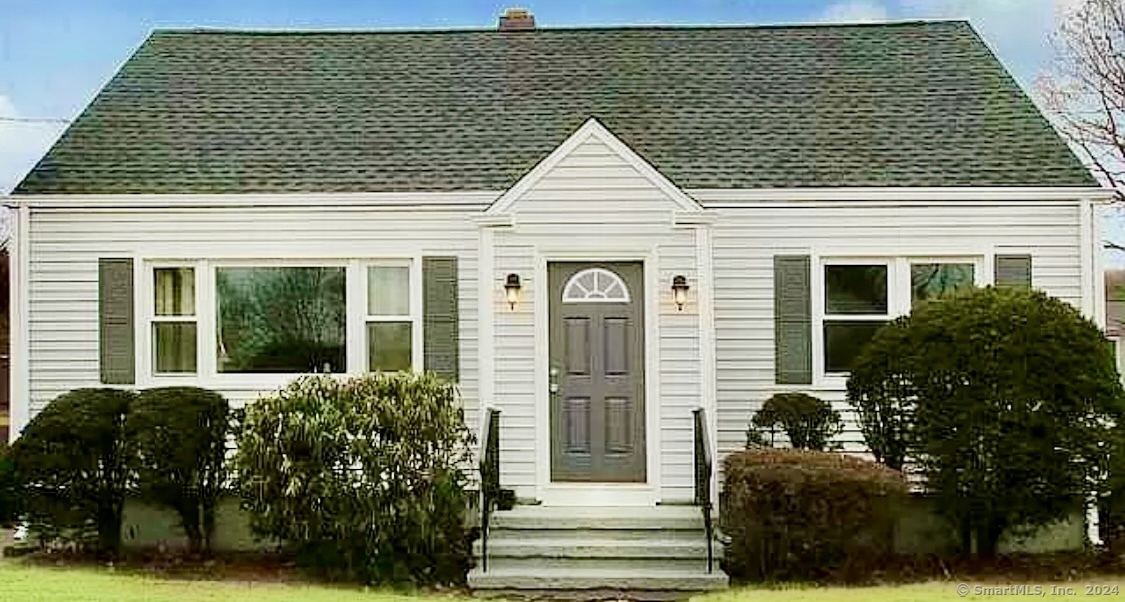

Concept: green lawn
[[1, 562, 1123, 601], [0, 561, 460, 602], [704, 581, 1125, 601]]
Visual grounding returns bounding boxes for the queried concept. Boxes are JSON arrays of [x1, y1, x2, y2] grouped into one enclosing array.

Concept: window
[[563, 268, 630, 303], [146, 258, 422, 380], [819, 257, 983, 377], [823, 264, 890, 373], [910, 262, 975, 308], [367, 263, 414, 372], [152, 267, 197, 374], [215, 266, 346, 373]]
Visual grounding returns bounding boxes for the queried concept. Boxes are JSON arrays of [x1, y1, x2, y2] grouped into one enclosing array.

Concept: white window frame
[[143, 257, 421, 389], [145, 261, 202, 378], [362, 259, 423, 373], [813, 255, 987, 387]]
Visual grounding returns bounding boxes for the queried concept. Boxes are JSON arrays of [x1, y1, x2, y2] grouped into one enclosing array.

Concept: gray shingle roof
[[14, 21, 1098, 195]]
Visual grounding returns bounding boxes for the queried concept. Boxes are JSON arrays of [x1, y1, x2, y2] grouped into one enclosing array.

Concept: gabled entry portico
[[477, 118, 717, 507]]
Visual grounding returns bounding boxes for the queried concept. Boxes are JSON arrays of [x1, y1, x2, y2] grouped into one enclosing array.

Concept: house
[[3, 9, 1112, 595]]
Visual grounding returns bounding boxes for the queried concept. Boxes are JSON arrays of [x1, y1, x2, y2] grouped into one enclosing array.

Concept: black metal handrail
[[693, 407, 714, 573], [479, 408, 500, 572]]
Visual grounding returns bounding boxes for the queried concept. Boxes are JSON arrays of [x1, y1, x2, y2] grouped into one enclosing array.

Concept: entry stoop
[[467, 505, 728, 600]]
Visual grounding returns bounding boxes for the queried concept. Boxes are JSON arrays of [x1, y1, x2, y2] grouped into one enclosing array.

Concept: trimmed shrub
[[848, 287, 1125, 556], [128, 387, 230, 554], [746, 392, 842, 451], [721, 448, 907, 582], [11, 388, 135, 556], [234, 373, 474, 585]]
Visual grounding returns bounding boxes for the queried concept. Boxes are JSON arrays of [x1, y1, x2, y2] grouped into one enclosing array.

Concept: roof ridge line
[[149, 19, 970, 36]]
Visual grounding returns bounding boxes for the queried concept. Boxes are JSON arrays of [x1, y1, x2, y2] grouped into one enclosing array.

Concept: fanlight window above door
[[562, 268, 631, 303]]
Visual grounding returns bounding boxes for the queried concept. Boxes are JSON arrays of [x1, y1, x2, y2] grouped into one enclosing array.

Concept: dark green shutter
[[99, 258, 135, 385], [774, 255, 812, 385], [995, 254, 1032, 289], [423, 256, 460, 382]]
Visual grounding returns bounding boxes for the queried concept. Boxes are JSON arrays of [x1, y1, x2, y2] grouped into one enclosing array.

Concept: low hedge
[[721, 448, 908, 582]]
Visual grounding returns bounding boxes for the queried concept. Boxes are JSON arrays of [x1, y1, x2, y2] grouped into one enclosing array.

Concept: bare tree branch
[[1041, 0, 1125, 240]]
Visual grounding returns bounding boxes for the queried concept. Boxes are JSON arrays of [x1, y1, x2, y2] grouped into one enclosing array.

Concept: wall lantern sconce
[[672, 275, 690, 311], [504, 273, 522, 310]]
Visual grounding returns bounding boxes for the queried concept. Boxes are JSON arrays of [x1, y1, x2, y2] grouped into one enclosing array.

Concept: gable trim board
[[485, 118, 705, 217]]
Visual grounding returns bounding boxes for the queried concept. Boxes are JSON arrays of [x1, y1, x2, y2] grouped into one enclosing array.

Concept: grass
[[699, 580, 1125, 601], [1, 560, 1123, 602], [0, 561, 468, 602]]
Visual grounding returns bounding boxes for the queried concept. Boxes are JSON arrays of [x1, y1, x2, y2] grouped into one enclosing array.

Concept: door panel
[[549, 262, 645, 483]]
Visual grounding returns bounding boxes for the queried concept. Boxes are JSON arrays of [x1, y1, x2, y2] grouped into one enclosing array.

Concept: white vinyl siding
[[25, 205, 482, 432], [711, 201, 1084, 458]]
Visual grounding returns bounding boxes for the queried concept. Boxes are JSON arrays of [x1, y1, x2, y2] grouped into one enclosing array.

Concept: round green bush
[[128, 387, 230, 554], [746, 392, 842, 451], [234, 373, 474, 585], [12, 388, 135, 556], [848, 286, 1125, 556], [721, 448, 907, 582]]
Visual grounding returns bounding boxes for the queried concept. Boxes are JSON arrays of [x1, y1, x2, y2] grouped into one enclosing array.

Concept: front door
[[548, 262, 645, 482]]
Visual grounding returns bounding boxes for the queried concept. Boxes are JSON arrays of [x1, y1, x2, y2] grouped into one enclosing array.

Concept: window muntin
[[152, 267, 197, 374], [366, 263, 415, 372], [562, 267, 630, 303], [822, 263, 890, 374], [215, 266, 347, 374]]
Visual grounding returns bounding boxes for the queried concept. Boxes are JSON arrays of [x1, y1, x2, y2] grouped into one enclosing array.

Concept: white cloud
[[0, 95, 66, 195], [817, 0, 890, 23]]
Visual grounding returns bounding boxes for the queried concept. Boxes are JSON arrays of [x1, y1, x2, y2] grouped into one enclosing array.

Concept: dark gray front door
[[549, 262, 645, 482]]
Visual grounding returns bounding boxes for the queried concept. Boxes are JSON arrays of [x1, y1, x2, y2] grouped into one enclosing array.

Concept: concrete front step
[[477, 555, 710, 572], [470, 505, 728, 598], [481, 527, 706, 542], [491, 505, 705, 531], [474, 537, 710, 558], [467, 566, 729, 598]]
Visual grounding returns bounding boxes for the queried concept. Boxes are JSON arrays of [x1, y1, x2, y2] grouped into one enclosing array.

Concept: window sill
[[142, 371, 355, 392], [772, 375, 850, 393]]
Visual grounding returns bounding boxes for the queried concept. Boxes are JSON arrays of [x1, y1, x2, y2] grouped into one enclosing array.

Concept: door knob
[[549, 367, 560, 394]]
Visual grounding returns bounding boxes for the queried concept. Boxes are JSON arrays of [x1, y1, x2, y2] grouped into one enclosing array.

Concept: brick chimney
[[499, 7, 536, 31]]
